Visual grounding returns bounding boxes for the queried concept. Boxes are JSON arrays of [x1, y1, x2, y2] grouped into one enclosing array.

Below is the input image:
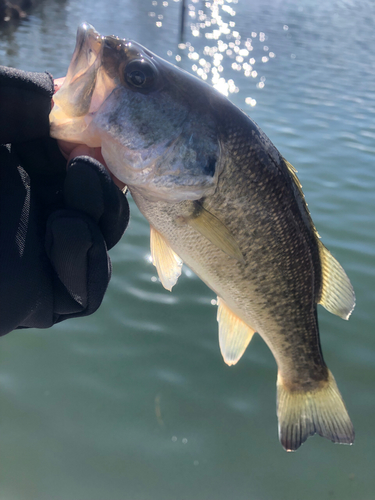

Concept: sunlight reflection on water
[[148, 0, 276, 105]]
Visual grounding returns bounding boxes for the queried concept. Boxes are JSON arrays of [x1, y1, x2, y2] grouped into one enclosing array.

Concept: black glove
[[0, 66, 130, 335]]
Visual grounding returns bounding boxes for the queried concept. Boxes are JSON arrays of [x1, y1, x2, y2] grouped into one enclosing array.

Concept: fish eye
[[124, 59, 157, 90]]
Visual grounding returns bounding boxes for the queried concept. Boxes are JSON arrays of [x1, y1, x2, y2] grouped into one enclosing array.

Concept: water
[[0, 0, 374, 498]]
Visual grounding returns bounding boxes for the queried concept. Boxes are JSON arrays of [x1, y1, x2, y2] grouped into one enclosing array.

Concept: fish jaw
[[50, 22, 114, 146]]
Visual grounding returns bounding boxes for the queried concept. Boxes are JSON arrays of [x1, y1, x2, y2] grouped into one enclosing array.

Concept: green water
[[0, 0, 374, 498]]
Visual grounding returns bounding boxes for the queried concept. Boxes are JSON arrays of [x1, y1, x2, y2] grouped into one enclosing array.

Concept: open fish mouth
[[55, 23, 102, 118], [50, 23, 107, 145], [50, 23, 127, 189]]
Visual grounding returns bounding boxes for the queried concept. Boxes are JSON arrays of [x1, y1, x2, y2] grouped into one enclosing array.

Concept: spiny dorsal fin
[[150, 226, 183, 291], [277, 370, 354, 451], [186, 206, 244, 262], [284, 158, 304, 202], [283, 158, 320, 238], [217, 298, 255, 366], [318, 240, 355, 320]]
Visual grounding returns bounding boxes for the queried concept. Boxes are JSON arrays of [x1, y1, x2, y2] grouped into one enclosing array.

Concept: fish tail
[[276, 370, 354, 452]]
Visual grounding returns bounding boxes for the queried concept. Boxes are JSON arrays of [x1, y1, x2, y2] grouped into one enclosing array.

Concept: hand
[[53, 77, 126, 190], [0, 66, 130, 335]]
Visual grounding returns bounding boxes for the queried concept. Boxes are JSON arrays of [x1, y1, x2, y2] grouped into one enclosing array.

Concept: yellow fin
[[277, 370, 354, 452], [186, 206, 244, 262], [318, 240, 355, 320], [217, 298, 255, 366], [150, 226, 183, 291]]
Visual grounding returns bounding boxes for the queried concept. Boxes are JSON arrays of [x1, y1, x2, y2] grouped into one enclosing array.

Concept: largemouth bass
[[50, 23, 356, 451]]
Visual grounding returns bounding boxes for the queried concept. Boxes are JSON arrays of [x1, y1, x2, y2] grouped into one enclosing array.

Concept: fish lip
[[70, 22, 103, 79], [76, 22, 102, 53]]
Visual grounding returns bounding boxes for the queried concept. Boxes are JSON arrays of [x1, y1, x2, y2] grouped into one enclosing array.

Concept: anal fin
[[150, 226, 183, 291], [217, 298, 255, 366]]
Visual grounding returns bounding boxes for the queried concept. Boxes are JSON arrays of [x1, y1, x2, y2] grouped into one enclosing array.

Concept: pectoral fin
[[150, 226, 183, 291], [318, 240, 355, 320], [186, 206, 244, 262], [217, 298, 255, 366]]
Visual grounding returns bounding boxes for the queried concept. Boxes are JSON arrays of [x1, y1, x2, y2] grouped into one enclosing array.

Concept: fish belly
[[130, 188, 325, 387]]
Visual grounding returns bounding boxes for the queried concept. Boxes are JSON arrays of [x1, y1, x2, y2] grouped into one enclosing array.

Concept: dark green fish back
[[213, 100, 321, 283]]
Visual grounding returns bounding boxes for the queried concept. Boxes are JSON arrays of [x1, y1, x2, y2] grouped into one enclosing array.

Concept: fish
[[50, 22, 356, 451]]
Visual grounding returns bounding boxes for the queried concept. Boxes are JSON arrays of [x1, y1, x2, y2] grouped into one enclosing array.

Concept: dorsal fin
[[283, 158, 355, 319], [317, 240, 355, 319], [217, 298, 255, 366], [150, 226, 183, 291], [283, 158, 320, 238]]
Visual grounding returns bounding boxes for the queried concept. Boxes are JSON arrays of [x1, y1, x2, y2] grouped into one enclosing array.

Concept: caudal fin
[[277, 370, 354, 452]]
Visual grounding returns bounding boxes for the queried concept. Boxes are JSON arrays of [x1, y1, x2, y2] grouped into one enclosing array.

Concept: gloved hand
[[0, 66, 130, 335]]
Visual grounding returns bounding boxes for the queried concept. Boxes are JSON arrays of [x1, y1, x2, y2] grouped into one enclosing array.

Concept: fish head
[[50, 23, 222, 202]]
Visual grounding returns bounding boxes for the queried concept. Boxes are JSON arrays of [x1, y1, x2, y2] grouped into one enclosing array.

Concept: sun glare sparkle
[[150, 0, 276, 107]]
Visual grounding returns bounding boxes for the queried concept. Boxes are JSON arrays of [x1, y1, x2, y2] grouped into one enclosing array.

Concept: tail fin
[[277, 370, 354, 452]]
